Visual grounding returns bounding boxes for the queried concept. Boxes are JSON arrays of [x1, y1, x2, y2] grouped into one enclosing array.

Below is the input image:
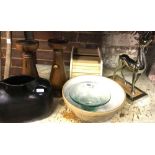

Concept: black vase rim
[[1, 75, 37, 87]]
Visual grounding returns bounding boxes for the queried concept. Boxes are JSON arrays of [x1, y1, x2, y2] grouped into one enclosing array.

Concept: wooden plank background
[[1, 31, 154, 79], [0, 31, 102, 79]]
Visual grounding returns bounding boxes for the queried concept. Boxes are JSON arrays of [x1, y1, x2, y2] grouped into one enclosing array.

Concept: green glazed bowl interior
[[69, 81, 111, 111]]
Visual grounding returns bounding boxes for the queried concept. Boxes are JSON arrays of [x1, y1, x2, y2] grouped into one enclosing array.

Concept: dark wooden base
[[109, 75, 147, 101]]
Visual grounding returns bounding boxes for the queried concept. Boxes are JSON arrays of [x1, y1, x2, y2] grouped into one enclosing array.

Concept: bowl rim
[[62, 75, 126, 115]]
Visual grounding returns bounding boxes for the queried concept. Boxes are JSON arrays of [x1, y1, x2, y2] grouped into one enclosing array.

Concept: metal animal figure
[[113, 32, 152, 96]]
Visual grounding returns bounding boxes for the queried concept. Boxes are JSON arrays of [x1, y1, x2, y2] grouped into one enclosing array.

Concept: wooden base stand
[[48, 39, 68, 96], [109, 75, 147, 101], [16, 40, 39, 77]]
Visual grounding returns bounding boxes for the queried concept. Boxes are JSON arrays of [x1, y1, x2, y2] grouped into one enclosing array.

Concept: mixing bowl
[[62, 75, 126, 122]]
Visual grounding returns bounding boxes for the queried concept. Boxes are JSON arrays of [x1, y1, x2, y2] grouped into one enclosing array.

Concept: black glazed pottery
[[0, 75, 53, 122]]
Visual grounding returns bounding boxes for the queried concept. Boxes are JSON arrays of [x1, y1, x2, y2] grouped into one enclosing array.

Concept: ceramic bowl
[[62, 75, 126, 122]]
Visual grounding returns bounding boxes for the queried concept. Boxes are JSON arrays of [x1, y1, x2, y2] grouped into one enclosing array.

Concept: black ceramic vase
[[0, 75, 53, 122]]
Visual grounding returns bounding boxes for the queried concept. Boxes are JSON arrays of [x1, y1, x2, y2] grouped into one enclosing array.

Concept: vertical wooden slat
[[4, 31, 12, 79]]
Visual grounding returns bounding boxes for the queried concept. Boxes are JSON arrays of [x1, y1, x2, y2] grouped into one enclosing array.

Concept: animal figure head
[[133, 31, 153, 54], [137, 31, 153, 47]]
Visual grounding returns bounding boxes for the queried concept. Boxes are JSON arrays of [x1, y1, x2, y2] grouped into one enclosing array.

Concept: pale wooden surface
[[70, 48, 103, 78], [34, 65, 155, 123]]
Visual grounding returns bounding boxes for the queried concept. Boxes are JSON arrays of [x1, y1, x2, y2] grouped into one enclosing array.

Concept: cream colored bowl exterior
[[62, 75, 126, 122]]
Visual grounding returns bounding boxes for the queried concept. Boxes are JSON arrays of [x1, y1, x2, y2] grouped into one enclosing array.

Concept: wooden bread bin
[[70, 47, 103, 78]]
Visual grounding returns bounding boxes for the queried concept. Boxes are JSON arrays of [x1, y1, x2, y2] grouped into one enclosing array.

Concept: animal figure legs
[[113, 62, 127, 84], [121, 67, 127, 85], [113, 66, 121, 79], [131, 72, 141, 96]]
